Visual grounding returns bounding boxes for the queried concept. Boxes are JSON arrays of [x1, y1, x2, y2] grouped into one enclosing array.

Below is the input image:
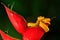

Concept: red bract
[[1, 4, 51, 40], [0, 30, 17, 40], [22, 27, 45, 40], [4, 5, 27, 34]]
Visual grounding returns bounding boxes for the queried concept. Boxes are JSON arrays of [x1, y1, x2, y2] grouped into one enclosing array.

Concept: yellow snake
[[27, 16, 51, 32]]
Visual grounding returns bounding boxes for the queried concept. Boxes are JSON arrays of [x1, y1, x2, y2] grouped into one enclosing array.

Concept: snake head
[[37, 16, 51, 32], [37, 16, 51, 25], [27, 16, 51, 32]]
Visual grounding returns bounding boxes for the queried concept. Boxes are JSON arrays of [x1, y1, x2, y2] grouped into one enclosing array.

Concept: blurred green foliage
[[0, 0, 60, 40]]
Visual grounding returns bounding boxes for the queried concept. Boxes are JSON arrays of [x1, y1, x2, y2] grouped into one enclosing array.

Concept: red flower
[[0, 4, 51, 40], [0, 30, 18, 40]]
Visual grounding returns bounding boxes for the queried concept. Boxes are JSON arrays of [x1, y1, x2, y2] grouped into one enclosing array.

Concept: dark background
[[0, 0, 60, 40]]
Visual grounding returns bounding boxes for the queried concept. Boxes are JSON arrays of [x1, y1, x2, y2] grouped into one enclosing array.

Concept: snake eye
[[42, 18, 51, 24]]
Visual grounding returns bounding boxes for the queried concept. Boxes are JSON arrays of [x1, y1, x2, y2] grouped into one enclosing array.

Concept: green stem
[[10, 2, 15, 10]]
